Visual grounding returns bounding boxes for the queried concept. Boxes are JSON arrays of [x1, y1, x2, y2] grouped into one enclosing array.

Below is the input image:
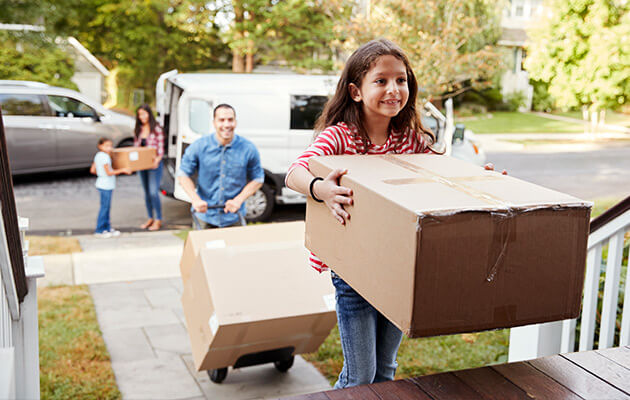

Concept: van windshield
[[189, 99, 212, 135]]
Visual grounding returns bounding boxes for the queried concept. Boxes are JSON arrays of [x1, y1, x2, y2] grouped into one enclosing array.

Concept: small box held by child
[[91, 137, 132, 238]]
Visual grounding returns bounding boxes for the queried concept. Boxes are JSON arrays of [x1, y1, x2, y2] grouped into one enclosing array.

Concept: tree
[[339, 0, 507, 100], [222, 0, 352, 73], [525, 0, 629, 112]]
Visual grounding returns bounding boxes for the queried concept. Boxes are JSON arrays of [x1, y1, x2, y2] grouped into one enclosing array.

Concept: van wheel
[[208, 368, 228, 383], [245, 183, 274, 222]]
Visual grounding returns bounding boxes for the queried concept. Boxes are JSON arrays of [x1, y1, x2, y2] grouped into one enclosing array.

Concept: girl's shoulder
[[320, 122, 353, 138]]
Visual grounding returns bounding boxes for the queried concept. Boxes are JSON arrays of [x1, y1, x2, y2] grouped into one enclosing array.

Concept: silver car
[[0, 80, 134, 175]]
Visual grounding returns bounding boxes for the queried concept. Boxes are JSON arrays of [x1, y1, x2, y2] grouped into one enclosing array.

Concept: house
[[498, 0, 546, 110], [0, 24, 109, 104]]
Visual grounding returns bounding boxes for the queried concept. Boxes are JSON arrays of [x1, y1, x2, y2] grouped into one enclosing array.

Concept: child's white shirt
[[94, 151, 116, 190]]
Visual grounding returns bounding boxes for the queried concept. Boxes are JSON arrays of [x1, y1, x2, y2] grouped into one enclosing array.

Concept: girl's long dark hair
[[134, 104, 157, 138], [315, 39, 436, 151]]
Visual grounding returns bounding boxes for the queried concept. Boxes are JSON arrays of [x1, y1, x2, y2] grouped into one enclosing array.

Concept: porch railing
[[509, 195, 630, 361]]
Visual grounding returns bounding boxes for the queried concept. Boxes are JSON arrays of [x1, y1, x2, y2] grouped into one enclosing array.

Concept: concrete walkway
[[41, 231, 332, 399]]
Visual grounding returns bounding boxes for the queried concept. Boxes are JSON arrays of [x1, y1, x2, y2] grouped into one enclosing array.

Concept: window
[[290, 95, 328, 130], [189, 99, 212, 135], [0, 94, 49, 116], [48, 95, 96, 118]]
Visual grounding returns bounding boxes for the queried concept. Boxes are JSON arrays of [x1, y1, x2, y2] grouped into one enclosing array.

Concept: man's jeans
[[95, 189, 113, 233], [331, 271, 403, 389]]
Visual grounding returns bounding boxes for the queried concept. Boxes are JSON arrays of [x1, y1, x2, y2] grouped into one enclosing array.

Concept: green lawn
[[553, 110, 630, 128], [463, 112, 585, 134], [39, 285, 121, 400]]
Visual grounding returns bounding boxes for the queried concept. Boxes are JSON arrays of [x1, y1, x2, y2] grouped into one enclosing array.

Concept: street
[[12, 142, 630, 234]]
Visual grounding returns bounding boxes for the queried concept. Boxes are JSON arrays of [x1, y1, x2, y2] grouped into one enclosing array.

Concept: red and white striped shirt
[[287, 122, 436, 273]]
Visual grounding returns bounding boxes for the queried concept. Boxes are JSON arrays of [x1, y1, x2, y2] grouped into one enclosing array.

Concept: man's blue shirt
[[178, 134, 264, 227]]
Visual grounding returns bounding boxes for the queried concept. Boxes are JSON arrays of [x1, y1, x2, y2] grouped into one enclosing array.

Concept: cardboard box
[[306, 154, 591, 338], [111, 147, 156, 171], [180, 221, 306, 281], [182, 240, 337, 371]]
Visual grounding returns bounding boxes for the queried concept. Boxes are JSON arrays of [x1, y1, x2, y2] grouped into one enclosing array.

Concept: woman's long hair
[[134, 104, 157, 138], [315, 39, 436, 151]]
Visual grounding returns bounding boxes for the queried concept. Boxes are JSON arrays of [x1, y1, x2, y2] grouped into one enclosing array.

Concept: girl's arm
[[89, 162, 96, 175], [104, 164, 131, 176], [153, 126, 165, 169], [286, 166, 353, 225]]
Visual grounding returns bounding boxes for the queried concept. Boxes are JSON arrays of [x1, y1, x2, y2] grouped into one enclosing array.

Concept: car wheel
[[117, 138, 134, 148], [245, 183, 274, 222]]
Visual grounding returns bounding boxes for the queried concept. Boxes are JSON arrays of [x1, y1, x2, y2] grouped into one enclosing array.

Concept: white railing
[[0, 211, 44, 400], [509, 205, 630, 361]]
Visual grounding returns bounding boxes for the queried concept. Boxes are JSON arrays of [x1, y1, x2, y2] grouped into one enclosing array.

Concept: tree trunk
[[245, 39, 254, 72], [232, 51, 245, 72]]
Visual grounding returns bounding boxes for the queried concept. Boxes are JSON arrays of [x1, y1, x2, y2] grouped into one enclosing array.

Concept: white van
[[156, 70, 485, 222]]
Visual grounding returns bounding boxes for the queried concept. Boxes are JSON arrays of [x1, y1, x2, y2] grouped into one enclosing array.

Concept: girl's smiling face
[[349, 55, 409, 122]]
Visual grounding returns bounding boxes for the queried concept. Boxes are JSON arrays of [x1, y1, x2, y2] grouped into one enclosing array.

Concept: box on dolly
[[180, 222, 337, 383]]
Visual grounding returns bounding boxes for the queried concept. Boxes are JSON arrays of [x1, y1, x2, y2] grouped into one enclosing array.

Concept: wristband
[[309, 177, 324, 203]]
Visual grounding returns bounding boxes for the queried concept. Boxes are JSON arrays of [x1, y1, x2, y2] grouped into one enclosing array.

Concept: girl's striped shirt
[[287, 122, 436, 273]]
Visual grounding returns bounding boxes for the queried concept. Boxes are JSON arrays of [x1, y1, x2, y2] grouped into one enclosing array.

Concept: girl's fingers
[[333, 186, 353, 196], [334, 195, 353, 205]]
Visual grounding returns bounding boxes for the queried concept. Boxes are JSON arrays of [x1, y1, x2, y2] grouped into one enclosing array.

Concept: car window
[[421, 115, 438, 133], [0, 94, 49, 116], [290, 95, 328, 130], [189, 99, 212, 135], [47, 95, 96, 118]]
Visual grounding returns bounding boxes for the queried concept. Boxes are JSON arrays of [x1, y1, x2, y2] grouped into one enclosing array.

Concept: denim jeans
[[331, 271, 403, 389], [139, 161, 163, 220], [95, 189, 113, 233]]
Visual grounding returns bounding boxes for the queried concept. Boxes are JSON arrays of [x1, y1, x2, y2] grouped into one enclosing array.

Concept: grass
[[553, 110, 630, 128], [463, 112, 585, 134], [505, 138, 630, 146], [39, 285, 120, 400], [174, 229, 191, 241], [27, 236, 81, 256], [303, 326, 509, 385]]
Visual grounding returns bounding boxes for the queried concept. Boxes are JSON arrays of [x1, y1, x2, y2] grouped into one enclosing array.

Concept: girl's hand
[[484, 163, 508, 175], [313, 168, 353, 225]]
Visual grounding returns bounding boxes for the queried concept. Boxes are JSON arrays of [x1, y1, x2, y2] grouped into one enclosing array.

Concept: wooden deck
[[283, 346, 630, 399]]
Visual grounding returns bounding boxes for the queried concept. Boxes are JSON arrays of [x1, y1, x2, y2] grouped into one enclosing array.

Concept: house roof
[[498, 28, 529, 47], [67, 37, 109, 77]]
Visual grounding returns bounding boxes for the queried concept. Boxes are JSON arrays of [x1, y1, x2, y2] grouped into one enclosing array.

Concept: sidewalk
[[475, 131, 630, 153], [41, 231, 332, 400]]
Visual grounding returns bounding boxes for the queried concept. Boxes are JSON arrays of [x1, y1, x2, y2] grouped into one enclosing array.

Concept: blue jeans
[[331, 271, 403, 389], [95, 189, 113, 233], [139, 161, 163, 220]]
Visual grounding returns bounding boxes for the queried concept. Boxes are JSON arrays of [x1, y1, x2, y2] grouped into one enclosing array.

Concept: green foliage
[[531, 79, 555, 112], [341, 0, 508, 99], [223, 0, 352, 72], [0, 31, 77, 90], [503, 91, 527, 112], [525, 0, 630, 111]]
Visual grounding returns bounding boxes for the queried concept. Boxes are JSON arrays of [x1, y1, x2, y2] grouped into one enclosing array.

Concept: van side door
[[0, 93, 56, 172]]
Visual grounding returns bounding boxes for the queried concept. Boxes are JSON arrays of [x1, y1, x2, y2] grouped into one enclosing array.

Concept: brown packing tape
[[380, 154, 509, 208]]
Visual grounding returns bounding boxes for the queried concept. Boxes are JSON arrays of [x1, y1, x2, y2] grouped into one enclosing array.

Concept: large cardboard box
[[182, 240, 337, 371], [112, 146, 156, 171], [306, 154, 591, 338], [180, 221, 306, 281]]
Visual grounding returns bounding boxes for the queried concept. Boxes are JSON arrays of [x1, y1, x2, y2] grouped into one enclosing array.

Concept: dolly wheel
[[274, 356, 295, 372], [208, 367, 228, 383]]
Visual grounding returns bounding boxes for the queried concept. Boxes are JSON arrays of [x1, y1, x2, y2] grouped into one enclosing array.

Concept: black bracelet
[[309, 177, 324, 203]]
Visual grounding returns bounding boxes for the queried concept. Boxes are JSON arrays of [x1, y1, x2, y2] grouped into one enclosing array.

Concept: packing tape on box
[[322, 294, 336, 311], [209, 313, 219, 335], [129, 151, 139, 161], [381, 155, 518, 283]]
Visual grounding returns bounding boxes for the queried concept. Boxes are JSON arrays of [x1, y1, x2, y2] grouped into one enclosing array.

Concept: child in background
[[286, 39, 503, 388], [92, 137, 131, 238]]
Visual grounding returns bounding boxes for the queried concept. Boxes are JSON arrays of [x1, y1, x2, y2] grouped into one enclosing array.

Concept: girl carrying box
[[286, 39, 503, 388]]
